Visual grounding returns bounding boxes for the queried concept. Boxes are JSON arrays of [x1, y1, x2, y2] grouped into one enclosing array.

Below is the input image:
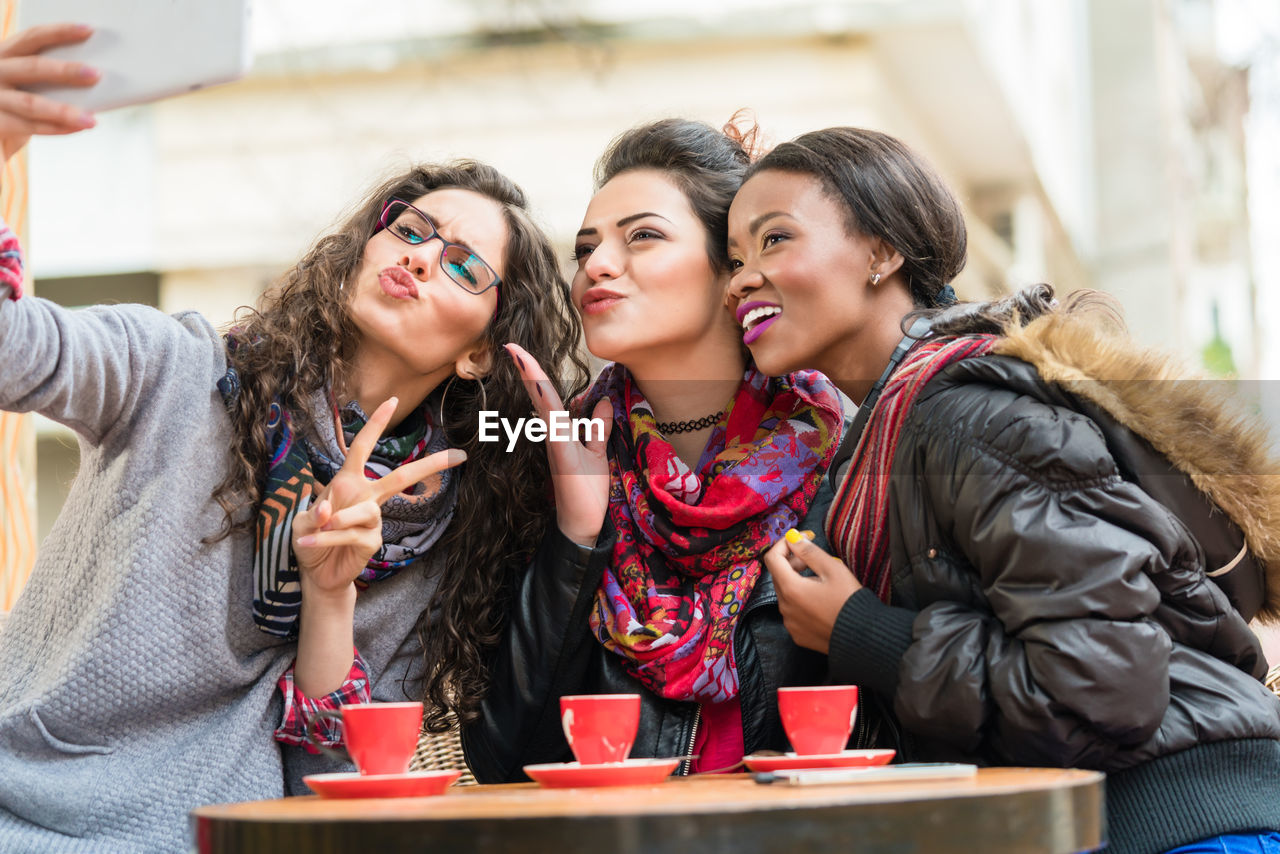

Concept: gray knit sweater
[[0, 294, 439, 852]]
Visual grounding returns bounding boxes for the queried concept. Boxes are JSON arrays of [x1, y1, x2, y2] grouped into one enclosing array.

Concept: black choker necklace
[[656, 409, 725, 434]]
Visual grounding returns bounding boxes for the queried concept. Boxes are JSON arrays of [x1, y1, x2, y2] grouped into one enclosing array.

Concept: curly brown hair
[[211, 161, 589, 731]]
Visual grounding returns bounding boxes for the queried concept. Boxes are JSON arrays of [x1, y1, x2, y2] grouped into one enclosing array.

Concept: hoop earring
[[437, 373, 489, 432]]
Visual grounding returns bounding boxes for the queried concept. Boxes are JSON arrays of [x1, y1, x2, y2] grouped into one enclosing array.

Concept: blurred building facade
[[25, 0, 1258, 547]]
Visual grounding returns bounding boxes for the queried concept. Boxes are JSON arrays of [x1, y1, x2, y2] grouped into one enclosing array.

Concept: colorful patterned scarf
[[218, 371, 457, 637], [585, 364, 842, 703], [826, 335, 996, 602]]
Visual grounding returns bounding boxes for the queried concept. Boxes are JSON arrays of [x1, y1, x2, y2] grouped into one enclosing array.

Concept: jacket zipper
[[853, 693, 869, 748], [677, 704, 702, 776]]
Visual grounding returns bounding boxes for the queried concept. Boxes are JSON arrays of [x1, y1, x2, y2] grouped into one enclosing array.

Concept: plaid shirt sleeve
[[1, 224, 24, 300], [274, 648, 371, 751]]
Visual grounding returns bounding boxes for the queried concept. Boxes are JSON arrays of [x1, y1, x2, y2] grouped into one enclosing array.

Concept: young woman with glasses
[[462, 118, 845, 782], [0, 24, 585, 852], [724, 125, 1280, 854]]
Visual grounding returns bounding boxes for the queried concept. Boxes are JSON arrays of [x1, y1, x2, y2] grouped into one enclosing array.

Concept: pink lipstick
[[378, 267, 418, 300], [580, 287, 625, 316], [743, 313, 780, 345]]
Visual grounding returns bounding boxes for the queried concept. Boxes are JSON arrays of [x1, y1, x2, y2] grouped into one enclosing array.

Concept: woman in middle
[[462, 118, 845, 782]]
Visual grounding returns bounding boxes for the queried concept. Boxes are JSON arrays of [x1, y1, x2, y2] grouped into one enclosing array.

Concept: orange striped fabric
[[0, 0, 38, 611]]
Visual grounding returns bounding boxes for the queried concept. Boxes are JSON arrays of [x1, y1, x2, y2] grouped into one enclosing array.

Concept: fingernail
[[502, 343, 523, 366], [74, 24, 94, 36], [296, 535, 316, 547], [784, 528, 803, 545], [78, 65, 100, 81], [802, 530, 816, 540], [77, 111, 96, 128], [447, 449, 468, 465]]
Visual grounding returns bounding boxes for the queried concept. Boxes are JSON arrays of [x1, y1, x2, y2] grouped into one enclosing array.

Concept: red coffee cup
[[777, 685, 859, 755], [560, 694, 641, 765], [305, 701, 423, 776]]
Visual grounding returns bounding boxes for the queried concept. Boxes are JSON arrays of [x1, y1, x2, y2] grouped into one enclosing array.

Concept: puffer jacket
[[462, 483, 840, 783], [828, 315, 1280, 854]]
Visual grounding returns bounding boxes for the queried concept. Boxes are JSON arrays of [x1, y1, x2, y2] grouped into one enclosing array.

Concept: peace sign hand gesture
[[292, 396, 467, 597]]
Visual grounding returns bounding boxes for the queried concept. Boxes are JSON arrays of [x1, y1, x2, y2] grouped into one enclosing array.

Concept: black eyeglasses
[[377, 198, 502, 296]]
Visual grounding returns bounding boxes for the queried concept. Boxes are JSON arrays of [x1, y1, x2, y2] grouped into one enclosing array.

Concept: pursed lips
[[379, 266, 419, 300], [580, 287, 625, 316]]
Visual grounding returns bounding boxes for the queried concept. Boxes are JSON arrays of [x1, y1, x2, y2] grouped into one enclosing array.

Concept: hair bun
[[722, 109, 768, 164]]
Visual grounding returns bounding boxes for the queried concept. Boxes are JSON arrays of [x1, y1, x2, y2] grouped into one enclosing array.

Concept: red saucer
[[742, 749, 896, 773], [523, 757, 681, 789], [303, 769, 462, 799]]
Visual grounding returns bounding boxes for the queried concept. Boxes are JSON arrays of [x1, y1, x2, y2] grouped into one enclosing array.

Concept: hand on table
[[0, 23, 100, 163], [505, 342, 612, 547], [292, 396, 467, 599], [763, 530, 863, 654]]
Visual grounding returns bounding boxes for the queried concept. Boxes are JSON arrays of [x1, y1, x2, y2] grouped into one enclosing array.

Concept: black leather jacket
[[462, 485, 836, 783], [826, 354, 1280, 854]]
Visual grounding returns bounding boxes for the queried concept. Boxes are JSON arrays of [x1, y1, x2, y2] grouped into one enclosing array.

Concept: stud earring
[[870, 273, 881, 286]]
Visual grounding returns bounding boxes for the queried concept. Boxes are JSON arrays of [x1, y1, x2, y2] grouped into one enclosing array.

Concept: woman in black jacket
[[725, 126, 1280, 854], [462, 119, 845, 782]]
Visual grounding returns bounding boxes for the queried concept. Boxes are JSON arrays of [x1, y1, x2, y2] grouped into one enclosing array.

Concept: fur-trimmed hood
[[993, 312, 1280, 623]]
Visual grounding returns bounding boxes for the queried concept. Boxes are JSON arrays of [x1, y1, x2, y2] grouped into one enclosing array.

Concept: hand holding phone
[[0, 23, 99, 164], [18, 0, 251, 114]]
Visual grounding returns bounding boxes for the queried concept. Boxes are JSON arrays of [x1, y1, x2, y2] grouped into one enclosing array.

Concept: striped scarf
[[217, 366, 457, 637], [827, 335, 996, 602]]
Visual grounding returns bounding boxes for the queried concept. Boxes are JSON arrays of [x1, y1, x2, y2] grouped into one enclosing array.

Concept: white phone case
[[18, 0, 252, 112], [762, 762, 979, 786]]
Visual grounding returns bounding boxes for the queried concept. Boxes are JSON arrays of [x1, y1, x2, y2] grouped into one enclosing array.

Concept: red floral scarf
[[584, 364, 842, 703], [827, 335, 996, 602]]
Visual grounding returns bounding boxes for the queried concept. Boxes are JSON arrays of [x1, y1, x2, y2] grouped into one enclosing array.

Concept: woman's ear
[[868, 238, 905, 282], [455, 345, 494, 381]]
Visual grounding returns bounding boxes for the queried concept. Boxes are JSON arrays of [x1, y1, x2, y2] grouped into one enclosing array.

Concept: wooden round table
[[192, 767, 1104, 854]]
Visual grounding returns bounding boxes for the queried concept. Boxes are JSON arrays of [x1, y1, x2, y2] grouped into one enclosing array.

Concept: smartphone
[[755, 762, 979, 786], [18, 0, 252, 112]]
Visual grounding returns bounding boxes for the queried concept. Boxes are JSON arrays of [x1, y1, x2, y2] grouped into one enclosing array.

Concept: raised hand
[[0, 23, 100, 163], [762, 529, 863, 654], [505, 342, 613, 547], [292, 396, 467, 596]]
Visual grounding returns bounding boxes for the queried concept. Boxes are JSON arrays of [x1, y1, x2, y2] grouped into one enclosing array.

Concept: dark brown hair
[[750, 126, 1061, 334], [211, 161, 589, 731], [749, 126, 965, 309], [595, 117, 752, 275]]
